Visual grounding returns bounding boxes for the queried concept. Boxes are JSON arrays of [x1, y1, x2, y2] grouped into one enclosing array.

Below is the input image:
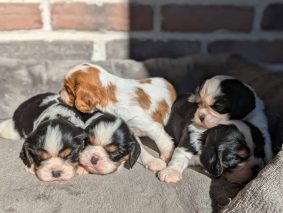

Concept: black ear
[[221, 79, 255, 119], [200, 148, 223, 178], [19, 141, 34, 168], [124, 139, 141, 169]]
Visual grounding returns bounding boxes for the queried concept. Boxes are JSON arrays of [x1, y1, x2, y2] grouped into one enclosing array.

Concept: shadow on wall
[[127, 2, 283, 212]]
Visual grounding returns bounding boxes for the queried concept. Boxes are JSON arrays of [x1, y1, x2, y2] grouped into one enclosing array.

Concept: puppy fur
[[60, 63, 177, 172], [188, 75, 273, 163], [159, 95, 265, 184], [0, 93, 87, 181], [79, 111, 141, 175]]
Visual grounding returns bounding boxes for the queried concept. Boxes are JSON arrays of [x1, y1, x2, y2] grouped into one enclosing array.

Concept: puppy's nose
[[199, 114, 205, 122], [91, 156, 99, 165], [51, 170, 61, 178]]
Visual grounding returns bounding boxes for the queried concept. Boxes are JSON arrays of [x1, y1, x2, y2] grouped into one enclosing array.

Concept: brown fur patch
[[136, 88, 151, 110], [59, 148, 72, 158], [238, 149, 250, 159], [89, 135, 96, 145], [100, 83, 118, 107], [63, 65, 118, 112], [105, 145, 118, 153], [151, 100, 170, 124], [167, 82, 177, 102], [37, 150, 52, 160], [139, 79, 152, 84]]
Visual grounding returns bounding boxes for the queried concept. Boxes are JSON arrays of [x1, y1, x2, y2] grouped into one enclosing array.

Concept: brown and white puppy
[[159, 96, 265, 184], [189, 75, 273, 163], [60, 63, 177, 172], [0, 93, 87, 181], [78, 111, 141, 175]]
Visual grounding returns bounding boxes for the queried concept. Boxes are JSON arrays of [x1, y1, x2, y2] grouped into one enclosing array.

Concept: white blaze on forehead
[[200, 75, 234, 100], [44, 125, 63, 154], [65, 63, 90, 79], [90, 119, 122, 146]]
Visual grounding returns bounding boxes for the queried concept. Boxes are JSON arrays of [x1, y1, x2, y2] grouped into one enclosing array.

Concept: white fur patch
[[44, 125, 63, 154], [188, 124, 206, 152], [245, 96, 273, 163], [90, 118, 122, 146], [84, 112, 104, 127], [40, 94, 59, 107], [0, 119, 21, 140]]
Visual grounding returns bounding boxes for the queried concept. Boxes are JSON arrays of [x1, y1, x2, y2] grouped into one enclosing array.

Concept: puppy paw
[[25, 165, 35, 175], [76, 166, 88, 176], [160, 148, 174, 163], [144, 158, 166, 172], [158, 167, 182, 183]]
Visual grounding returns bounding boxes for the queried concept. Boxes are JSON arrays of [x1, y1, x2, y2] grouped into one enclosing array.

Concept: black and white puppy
[[78, 111, 141, 175], [188, 75, 273, 163], [158, 95, 265, 184], [0, 93, 87, 181]]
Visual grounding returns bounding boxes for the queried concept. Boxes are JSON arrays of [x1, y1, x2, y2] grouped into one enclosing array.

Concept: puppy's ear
[[75, 88, 97, 112], [19, 141, 34, 168], [221, 80, 256, 119], [125, 139, 141, 169], [200, 148, 223, 178]]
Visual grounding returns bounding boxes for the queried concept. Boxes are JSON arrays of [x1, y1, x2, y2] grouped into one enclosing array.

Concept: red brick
[[161, 5, 254, 32], [208, 40, 283, 63], [52, 3, 153, 31], [0, 3, 42, 30]]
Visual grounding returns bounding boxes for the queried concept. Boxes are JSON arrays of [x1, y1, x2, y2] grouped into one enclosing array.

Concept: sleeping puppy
[[78, 111, 141, 175], [188, 75, 273, 163], [60, 63, 177, 172], [158, 96, 265, 184], [0, 93, 87, 181]]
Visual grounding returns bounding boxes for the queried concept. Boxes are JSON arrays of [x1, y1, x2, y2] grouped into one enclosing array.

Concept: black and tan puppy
[[78, 111, 141, 175], [0, 93, 87, 181], [158, 95, 265, 184], [188, 75, 273, 163]]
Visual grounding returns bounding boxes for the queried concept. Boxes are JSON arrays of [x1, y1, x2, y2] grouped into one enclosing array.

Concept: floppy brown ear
[[19, 141, 34, 168], [75, 88, 98, 112], [124, 140, 141, 169]]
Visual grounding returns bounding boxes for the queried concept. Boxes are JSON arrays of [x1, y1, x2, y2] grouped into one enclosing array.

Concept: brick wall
[[0, 0, 282, 71]]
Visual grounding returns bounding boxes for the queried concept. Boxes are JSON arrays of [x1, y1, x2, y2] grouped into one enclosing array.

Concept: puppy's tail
[[0, 118, 21, 140]]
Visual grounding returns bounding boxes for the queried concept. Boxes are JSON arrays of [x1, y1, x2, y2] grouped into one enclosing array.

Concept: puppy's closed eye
[[59, 148, 72, 159], [37, 149, 51, 160]]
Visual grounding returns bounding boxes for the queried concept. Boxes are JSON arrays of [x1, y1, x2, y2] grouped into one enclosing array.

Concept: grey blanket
[[0, 55, 282, 213]]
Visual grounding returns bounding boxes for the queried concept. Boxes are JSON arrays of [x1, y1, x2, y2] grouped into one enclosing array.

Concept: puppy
[[188, 75, 273, 163], [158, 96, 265, 184], [78, 111, 141, 175], [0, 93, 87, 181], [60, 63, 177, 172]]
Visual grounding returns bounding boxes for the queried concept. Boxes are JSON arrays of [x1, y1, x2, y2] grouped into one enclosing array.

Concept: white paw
[[144, 158, 166, 172], [158, 167, 182, 183], [25, 165, 35, 175], [76, 166, 89, 176]]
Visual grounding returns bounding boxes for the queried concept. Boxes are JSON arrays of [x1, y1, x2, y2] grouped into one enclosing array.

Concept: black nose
[[91, 156, 99, 165], [51, 170, 61, 178], [199, 114, 205, 122]]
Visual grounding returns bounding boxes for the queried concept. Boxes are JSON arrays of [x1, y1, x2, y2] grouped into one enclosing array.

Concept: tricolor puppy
[[188, 75, 273, 163], [158, 96, 265, 183], [0, 93, 87, 181], [60, 63, 177, 172], [78, 111, 141, 175]]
